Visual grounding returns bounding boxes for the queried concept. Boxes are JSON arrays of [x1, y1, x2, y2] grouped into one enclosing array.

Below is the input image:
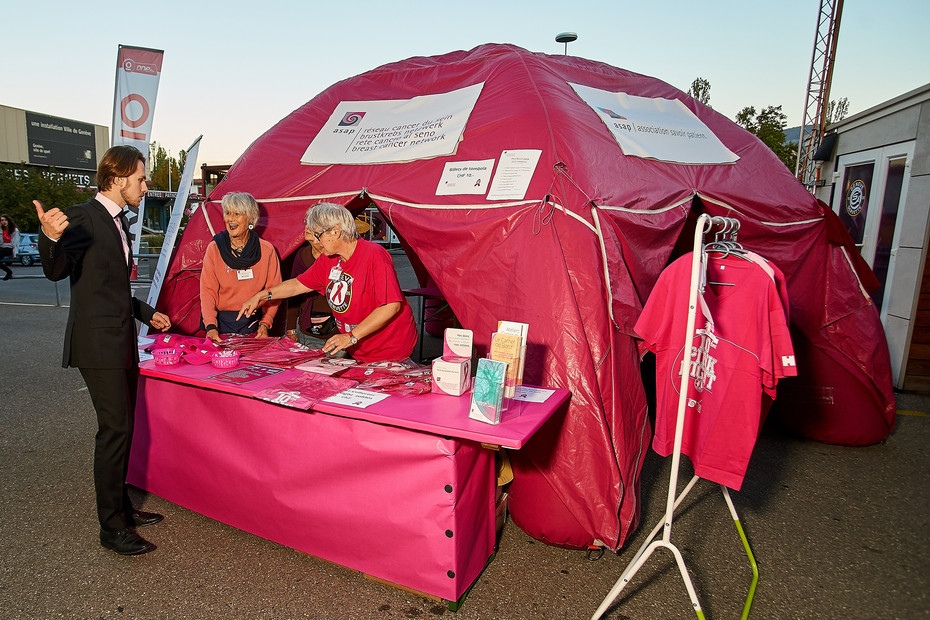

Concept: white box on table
[[431, 356, 472, 396]]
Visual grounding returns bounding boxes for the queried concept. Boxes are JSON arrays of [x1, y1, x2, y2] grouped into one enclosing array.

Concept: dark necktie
[[114, 212, 129, 264]]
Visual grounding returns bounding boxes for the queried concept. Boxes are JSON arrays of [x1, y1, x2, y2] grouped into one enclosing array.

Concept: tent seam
[[698, 193, 824, 227], [591, 205, 619, 332], [597, 195, 693, 215], [255, 191, 362, 204], [510, 46, 563, 171], [840, 246, 872, 300]]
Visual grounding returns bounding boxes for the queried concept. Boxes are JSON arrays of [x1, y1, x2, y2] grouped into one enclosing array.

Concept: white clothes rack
[[592, 214, 758, 620]]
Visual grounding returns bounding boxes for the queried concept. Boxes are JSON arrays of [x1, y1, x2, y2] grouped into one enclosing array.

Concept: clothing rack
[[592, 214, 758, 620]]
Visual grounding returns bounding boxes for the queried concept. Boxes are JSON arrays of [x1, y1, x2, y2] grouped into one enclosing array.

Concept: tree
[[687, 77, 711, 106], [0, 164, 90, 233], [735, 104, 797, 172], [148, 142, 187, 191]]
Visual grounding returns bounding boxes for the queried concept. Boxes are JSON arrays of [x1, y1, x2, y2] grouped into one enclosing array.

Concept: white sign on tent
[[570, 83, 739, 165], [301, 82, 484, 166], [436, 158, 495, 196]]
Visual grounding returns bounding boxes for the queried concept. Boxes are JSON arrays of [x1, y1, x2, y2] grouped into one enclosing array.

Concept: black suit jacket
[[38, 198, 156, 369]]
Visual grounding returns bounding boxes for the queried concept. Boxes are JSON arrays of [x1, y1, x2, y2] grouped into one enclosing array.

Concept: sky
[[3, 0, 928, 172]]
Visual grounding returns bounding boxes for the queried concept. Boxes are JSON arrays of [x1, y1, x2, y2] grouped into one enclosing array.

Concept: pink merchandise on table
[[210, 350, 241, 369], [295, 357, 357, 376], [152, 348, 182, 366], [339, 363, 433, 395], [209, 364, 286, 385], [379, 377, 432, 396], [216, 333, 278, 354], [251, 374, 359, 410], [143, 333, 219, 365], [239, 337, 325, 367], [146, 333, 207, 351]]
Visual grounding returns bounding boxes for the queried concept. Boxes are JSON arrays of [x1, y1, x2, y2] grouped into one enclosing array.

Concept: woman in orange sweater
[[200, 192, 282, 342]]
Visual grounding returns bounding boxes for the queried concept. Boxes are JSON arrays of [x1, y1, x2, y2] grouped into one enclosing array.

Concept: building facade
[[814, 83, 930, 390], [1, 103, 199, 235], [0, 104, 109, 187]]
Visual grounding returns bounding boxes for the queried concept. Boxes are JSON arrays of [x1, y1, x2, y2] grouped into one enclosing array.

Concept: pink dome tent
[[156, 44, 895, 550]]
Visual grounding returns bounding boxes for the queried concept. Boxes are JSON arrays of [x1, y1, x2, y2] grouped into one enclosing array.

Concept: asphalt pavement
[[1, 262, 928, 619]]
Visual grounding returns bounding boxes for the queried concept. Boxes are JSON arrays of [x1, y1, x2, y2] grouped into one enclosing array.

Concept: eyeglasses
[[310, 226, 334, 242]]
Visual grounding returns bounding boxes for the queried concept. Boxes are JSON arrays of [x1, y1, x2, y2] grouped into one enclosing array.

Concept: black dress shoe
[[130, 509, 164, 527], [100, 529, 156, 555]]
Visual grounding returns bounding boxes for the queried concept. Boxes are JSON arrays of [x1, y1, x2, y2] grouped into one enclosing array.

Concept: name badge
[[328, 266, 343, 281], [236, 269, 254, 280]]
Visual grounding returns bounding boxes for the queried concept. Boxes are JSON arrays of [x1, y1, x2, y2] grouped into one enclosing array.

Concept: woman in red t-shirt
[[239, 203, 417, 362], [285, 213, 343, 355]]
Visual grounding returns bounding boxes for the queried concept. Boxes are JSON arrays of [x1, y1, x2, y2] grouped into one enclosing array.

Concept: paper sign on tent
[[487, 149, 542, 201], [570, 83, 739, 165], [436, 159, 495, 196], [301, 82, 484, 166]]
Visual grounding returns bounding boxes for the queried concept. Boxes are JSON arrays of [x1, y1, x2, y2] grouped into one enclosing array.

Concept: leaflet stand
[[592, 215, 758, 620]]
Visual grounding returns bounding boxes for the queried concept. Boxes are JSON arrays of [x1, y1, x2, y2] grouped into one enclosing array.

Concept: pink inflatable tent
[[156, 44, 895, 550]]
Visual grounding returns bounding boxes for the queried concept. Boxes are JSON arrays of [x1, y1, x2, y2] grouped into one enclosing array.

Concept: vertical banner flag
[[111, 45, 164, 276], [140, 136, 201, 339]]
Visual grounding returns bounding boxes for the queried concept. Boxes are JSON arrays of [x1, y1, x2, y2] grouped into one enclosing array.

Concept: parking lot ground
[[1, 259, 928, 619]]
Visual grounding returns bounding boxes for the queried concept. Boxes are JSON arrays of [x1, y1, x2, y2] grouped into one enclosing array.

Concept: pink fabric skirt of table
[[128, 376, 496, 601]]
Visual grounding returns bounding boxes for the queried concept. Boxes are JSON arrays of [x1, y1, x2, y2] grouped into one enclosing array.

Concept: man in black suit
[[35, 145, 172, 555]]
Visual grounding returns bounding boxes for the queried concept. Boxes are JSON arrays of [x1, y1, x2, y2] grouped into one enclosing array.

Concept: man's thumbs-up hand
[[34, 200, 69, 240]]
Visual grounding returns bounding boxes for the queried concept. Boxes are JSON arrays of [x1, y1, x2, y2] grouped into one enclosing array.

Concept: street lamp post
[[555, 32, 578, 55]]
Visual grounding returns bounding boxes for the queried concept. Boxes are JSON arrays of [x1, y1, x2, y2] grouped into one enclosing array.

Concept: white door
[[832, 142, 914, 316]]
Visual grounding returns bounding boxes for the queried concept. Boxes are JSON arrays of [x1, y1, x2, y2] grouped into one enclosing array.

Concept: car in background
[[1, 233, 39, 266]]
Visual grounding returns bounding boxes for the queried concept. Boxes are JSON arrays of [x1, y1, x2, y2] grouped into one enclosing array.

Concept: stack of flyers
[[468, 358, 508, 425]]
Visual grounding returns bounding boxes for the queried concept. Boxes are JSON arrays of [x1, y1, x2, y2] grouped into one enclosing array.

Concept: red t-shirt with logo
[[635, 253, 797, 490], [296, 238, 417, 362]]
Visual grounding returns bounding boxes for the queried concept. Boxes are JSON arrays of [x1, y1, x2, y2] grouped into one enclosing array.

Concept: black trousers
[[79, 367, 139, 533], [0, 247, 12, 276]]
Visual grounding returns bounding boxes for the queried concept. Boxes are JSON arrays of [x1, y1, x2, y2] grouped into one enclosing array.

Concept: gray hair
[[306, 202, 359, 242], [221, 192, 260, 226]]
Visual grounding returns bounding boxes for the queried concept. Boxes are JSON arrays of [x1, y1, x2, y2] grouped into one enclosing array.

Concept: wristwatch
[[266, 290, 273, 301], [348, 331, 358, 345]]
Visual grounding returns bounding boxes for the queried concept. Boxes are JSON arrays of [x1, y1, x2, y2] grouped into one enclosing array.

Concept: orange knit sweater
[[200, 237, 282, 331]]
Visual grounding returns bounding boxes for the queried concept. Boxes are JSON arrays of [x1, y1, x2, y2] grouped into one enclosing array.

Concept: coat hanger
[[701, 218, 751, 289], [705, 220, 752, 262]]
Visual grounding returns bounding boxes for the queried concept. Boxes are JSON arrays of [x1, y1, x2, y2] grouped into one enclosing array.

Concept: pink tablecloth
[[129, 361, 570, 602], [138, 359, 570, 449]]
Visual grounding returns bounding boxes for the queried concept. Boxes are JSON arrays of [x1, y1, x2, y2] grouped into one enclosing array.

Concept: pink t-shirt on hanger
[[635, 253, 797, 490]]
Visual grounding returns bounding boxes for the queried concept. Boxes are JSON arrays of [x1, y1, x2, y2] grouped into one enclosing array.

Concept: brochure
[[443, 328, 474, 358], [490, 332, 522, 398], [497, 320, 529, 389], [468, 358, 508, 425]]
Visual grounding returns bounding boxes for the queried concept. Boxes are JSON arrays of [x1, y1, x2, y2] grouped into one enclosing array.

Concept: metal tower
[[795, 0, 844, 191]]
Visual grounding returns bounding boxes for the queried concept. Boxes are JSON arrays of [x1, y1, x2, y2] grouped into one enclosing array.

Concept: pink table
[[128, 360, 569, 605]]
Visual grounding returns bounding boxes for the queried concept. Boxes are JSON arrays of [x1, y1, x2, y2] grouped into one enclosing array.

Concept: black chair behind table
[[403, 286, 456, 363]]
